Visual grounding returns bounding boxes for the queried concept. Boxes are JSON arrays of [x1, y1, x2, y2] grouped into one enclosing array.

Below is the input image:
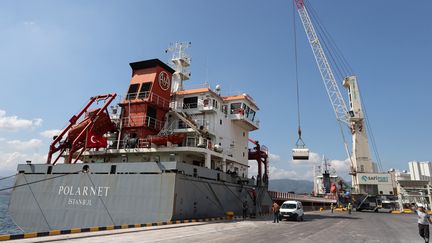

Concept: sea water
[[0, 195, 22, 235]]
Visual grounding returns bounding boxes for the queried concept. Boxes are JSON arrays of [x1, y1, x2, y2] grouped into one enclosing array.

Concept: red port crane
[[248, 138, 269, 186]]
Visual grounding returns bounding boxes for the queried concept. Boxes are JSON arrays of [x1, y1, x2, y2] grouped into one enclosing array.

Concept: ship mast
[[166, 42, 191, 92]]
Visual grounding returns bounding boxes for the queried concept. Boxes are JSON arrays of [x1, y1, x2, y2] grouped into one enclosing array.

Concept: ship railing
[[170, 102, 199, 110], [109, 138, 156, 149], [174, 118, 215, 133], [248, 145, 268, 153], [125, 91, 170, 109], [170, 100, 218, 113], [229, 112, 260, 128], [122, 115, 163, 130]]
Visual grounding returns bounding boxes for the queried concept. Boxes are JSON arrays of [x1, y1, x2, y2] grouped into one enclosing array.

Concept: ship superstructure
[[8, 43, 272, 232]]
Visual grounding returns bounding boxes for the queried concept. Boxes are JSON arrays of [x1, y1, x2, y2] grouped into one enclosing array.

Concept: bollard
[[225, 211, 234, 220]]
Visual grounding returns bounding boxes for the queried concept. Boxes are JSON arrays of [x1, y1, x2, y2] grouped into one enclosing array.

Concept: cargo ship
[[8, 43, 272, 232]]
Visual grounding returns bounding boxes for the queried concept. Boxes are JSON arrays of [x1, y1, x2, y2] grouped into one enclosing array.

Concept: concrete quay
[[9, 211, 422, 243]]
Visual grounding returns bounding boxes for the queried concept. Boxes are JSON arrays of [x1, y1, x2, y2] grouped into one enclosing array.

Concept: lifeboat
[[68, 108, 114, 142], [168, 133, 185, 144]]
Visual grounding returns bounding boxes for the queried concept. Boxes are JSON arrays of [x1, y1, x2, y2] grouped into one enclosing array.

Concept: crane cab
[[292, 147, 309, 160]]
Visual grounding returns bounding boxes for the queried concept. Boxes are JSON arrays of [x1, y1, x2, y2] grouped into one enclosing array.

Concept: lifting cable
[[308, 3, 355, 169], [306, 0, 383, 172], [292, 0, 306, 148], [306, 0, 354, 78]]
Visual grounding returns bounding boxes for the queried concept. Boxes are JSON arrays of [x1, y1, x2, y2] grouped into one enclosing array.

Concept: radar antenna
[[165, 42, 191, 92]]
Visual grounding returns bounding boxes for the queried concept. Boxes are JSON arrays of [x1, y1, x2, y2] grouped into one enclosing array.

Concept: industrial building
[[395, 161, 432, 210]]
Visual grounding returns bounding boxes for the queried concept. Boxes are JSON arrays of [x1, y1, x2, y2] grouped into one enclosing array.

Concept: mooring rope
[[22, 174, 52, 230]]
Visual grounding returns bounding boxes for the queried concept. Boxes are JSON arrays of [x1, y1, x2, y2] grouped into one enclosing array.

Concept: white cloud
[[330, 158, 351, 175], [0, 152, 46, 174], [6, 139, 43, 151], [0, 109, 43, 130], [23, 21, 35, 26], [23, 21, 40, 33], [248, 151, 351, 182], [249, 162, 312, 181], [268, 153, 281, 161], [33, 118, 43, 127], [40, 129, 61, 139], [268, 166, 299, 179]]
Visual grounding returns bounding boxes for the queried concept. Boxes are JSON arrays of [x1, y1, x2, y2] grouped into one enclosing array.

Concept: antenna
[[204, 56, 209, 88], [165, 42, 191, 92]]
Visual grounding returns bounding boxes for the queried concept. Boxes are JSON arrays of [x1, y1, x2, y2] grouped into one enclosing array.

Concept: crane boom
[[294, 0, 380, 194], [294, 0, 350, 126]]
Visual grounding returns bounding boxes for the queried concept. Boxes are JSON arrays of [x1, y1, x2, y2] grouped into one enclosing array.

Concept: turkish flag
[[86, 131, 107, 148]]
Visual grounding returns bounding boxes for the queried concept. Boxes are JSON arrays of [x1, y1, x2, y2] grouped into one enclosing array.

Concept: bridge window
[[212, 99, 218, 109], [222, 105, 227, 114], [183, 97, 198, 109], [138, 82, 152, 99], [126, 84, 140, 100], [230, 103, 241, 114], [248, 109, 256, 121], [245, 106, 250, 118]]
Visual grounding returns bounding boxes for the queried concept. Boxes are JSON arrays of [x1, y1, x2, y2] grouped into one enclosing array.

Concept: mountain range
[[268, 179, 314, 194]]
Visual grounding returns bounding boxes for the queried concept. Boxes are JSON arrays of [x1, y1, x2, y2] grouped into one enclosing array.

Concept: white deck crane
[[293, 0, 391, 195]]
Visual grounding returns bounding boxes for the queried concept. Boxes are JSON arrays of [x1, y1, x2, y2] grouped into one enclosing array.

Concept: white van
[[279, 200, 304, 221]]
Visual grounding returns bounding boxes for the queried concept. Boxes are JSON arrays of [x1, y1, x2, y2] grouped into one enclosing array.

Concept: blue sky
[[0, 0, 431, 180]]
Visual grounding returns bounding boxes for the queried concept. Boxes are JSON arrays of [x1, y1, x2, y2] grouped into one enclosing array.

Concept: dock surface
[[12, 211, 421, 243]]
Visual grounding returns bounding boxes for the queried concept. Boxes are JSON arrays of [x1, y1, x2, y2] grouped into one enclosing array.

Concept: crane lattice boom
[[295, 0, 350, 126], [294, 0, 383, 195]]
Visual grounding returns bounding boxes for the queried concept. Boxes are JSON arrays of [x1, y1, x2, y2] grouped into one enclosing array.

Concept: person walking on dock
[[347, 202, 352, 214], [242, 201, 249, 220], [414, 205, 432, 243], [272, 202, 280, 223]]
